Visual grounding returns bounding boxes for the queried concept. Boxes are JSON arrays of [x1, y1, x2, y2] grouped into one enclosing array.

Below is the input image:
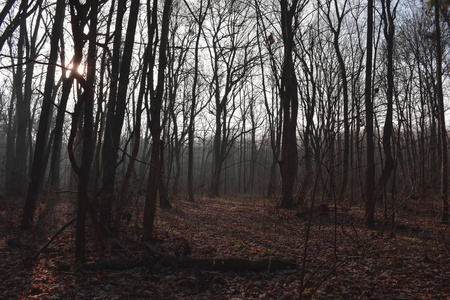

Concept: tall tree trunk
[[187, 0, 209, 202], [159, 141, 171, 208], [51, 3, 88, 190], [247, 104, 257, 194], [67, 0, 97, 262], [143, 0, 172, 241], [99, 0, 126, 231], [50, 20, 76, 190], [254, 1, 281, 198], [169, 102, 183, 196], [24, 5, 43, 181], [279, 0, 300, 209], [113, 38, 150, 235], [435, 0, 448, 224], [20, 0, 63, 229], [100, 0, 139, 232], [11, 21, 29, 195], [325, 0, 350, 203], [365, 0, 376, 229], [209, 99, 225, 197], [378, 0, 398, 206], [5, 86, 16, 193], [50, 78, 73, 189]]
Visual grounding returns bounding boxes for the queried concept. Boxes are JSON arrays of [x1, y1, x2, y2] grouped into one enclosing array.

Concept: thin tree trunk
[[159, 141, 171, 209], [435, 0, 448, 224], [113, 42, 149, 235], [50, 19, 80, 190], [20, 0, 64, 229], [99, 0, 127, 232], [186, 0, 210, 201], [365, 0, 376, 229], [247, 106, 257, 194], [12, 21, 29, 195], [325, 0, 350, 203], [5, 86, 16, 193], [143, 0, 172, 241], [378, 0, 398, 209], [68, 0, 97, 262]]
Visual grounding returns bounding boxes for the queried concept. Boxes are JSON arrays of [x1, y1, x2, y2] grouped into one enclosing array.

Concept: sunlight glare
[[66, 63, 85, 77]]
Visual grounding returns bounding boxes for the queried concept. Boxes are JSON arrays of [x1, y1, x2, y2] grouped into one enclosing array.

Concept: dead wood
[[56, 238, 298, 272]]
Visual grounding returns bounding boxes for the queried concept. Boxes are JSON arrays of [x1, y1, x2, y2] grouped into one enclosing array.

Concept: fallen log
[[138, 236, 298, 271], [57, 257, 154, 271], [182, 257, 298, 272], [56, 238, 298, 272], [57, 255, 297, 272]]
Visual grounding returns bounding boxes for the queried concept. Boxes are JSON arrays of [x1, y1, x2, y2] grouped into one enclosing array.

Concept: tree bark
[[99, 0, 127, 232], [5, 83, 16, 193], [325, 0, 350, 203], [435, 0, 448, 224], [20, 0, 63, 229], [11, 21, 29, 195], [75, 0, 97, 262], [113, 35, 150, 235], [365, 0, 376, 229], [378, 0, 398, 208], [159, 141, 171, 209], [279, 0, 300, 209], [143, 0, 173, 241]]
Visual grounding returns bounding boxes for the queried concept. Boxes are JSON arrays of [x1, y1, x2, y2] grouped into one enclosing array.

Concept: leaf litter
[[0, 194, 448, 299]]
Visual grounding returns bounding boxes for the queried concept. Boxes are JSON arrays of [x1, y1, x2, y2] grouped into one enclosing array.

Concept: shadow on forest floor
[[0, 193, 449, 299]]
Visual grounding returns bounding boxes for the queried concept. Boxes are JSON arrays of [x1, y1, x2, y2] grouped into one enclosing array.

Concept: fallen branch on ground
[[56, 237, 298, 272]]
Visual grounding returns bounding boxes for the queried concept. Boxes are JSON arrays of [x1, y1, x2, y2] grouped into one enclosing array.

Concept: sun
[[66, 62, 85, 77]]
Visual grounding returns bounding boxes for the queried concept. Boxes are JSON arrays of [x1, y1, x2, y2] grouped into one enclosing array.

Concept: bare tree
[[112, 1, 150, 234], [66, 0, 98, 262], [204, 0, 257, 197], [434, 0, 448, 224], [365, 0, 376, 228], [10, 16, 30, 194], [278, 0, 308, 208], [143, 0, 173, 241], [0, 0, 41, 52], [321, 0, 351, 203], [184, 0, 210, 202], [100, 0, 141, 233], [20, 0, 65, 229], [377, 0, 399, 214], [254, 0, 282, 198]]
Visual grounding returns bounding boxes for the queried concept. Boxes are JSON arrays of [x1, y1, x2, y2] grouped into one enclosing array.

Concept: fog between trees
[[0, 0, 448, 258]]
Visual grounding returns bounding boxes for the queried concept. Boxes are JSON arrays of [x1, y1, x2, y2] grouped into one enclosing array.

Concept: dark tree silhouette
[[434, 0, 448, 224], [143, 0, 173, 241], [100, 0, 140, 233], [278, 0, 305, 208], [20, 0, 65, 229], [67, 0, 98, 262], [365, 0, 376, 229], [185, 0, 210, 202], [377, 0, 399, 210]]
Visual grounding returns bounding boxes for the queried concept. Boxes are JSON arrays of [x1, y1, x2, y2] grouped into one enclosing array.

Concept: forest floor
[[0, 193, 449, 299]]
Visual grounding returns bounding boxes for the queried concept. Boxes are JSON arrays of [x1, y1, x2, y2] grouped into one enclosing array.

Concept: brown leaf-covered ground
[[0, 193, 449, 299]]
